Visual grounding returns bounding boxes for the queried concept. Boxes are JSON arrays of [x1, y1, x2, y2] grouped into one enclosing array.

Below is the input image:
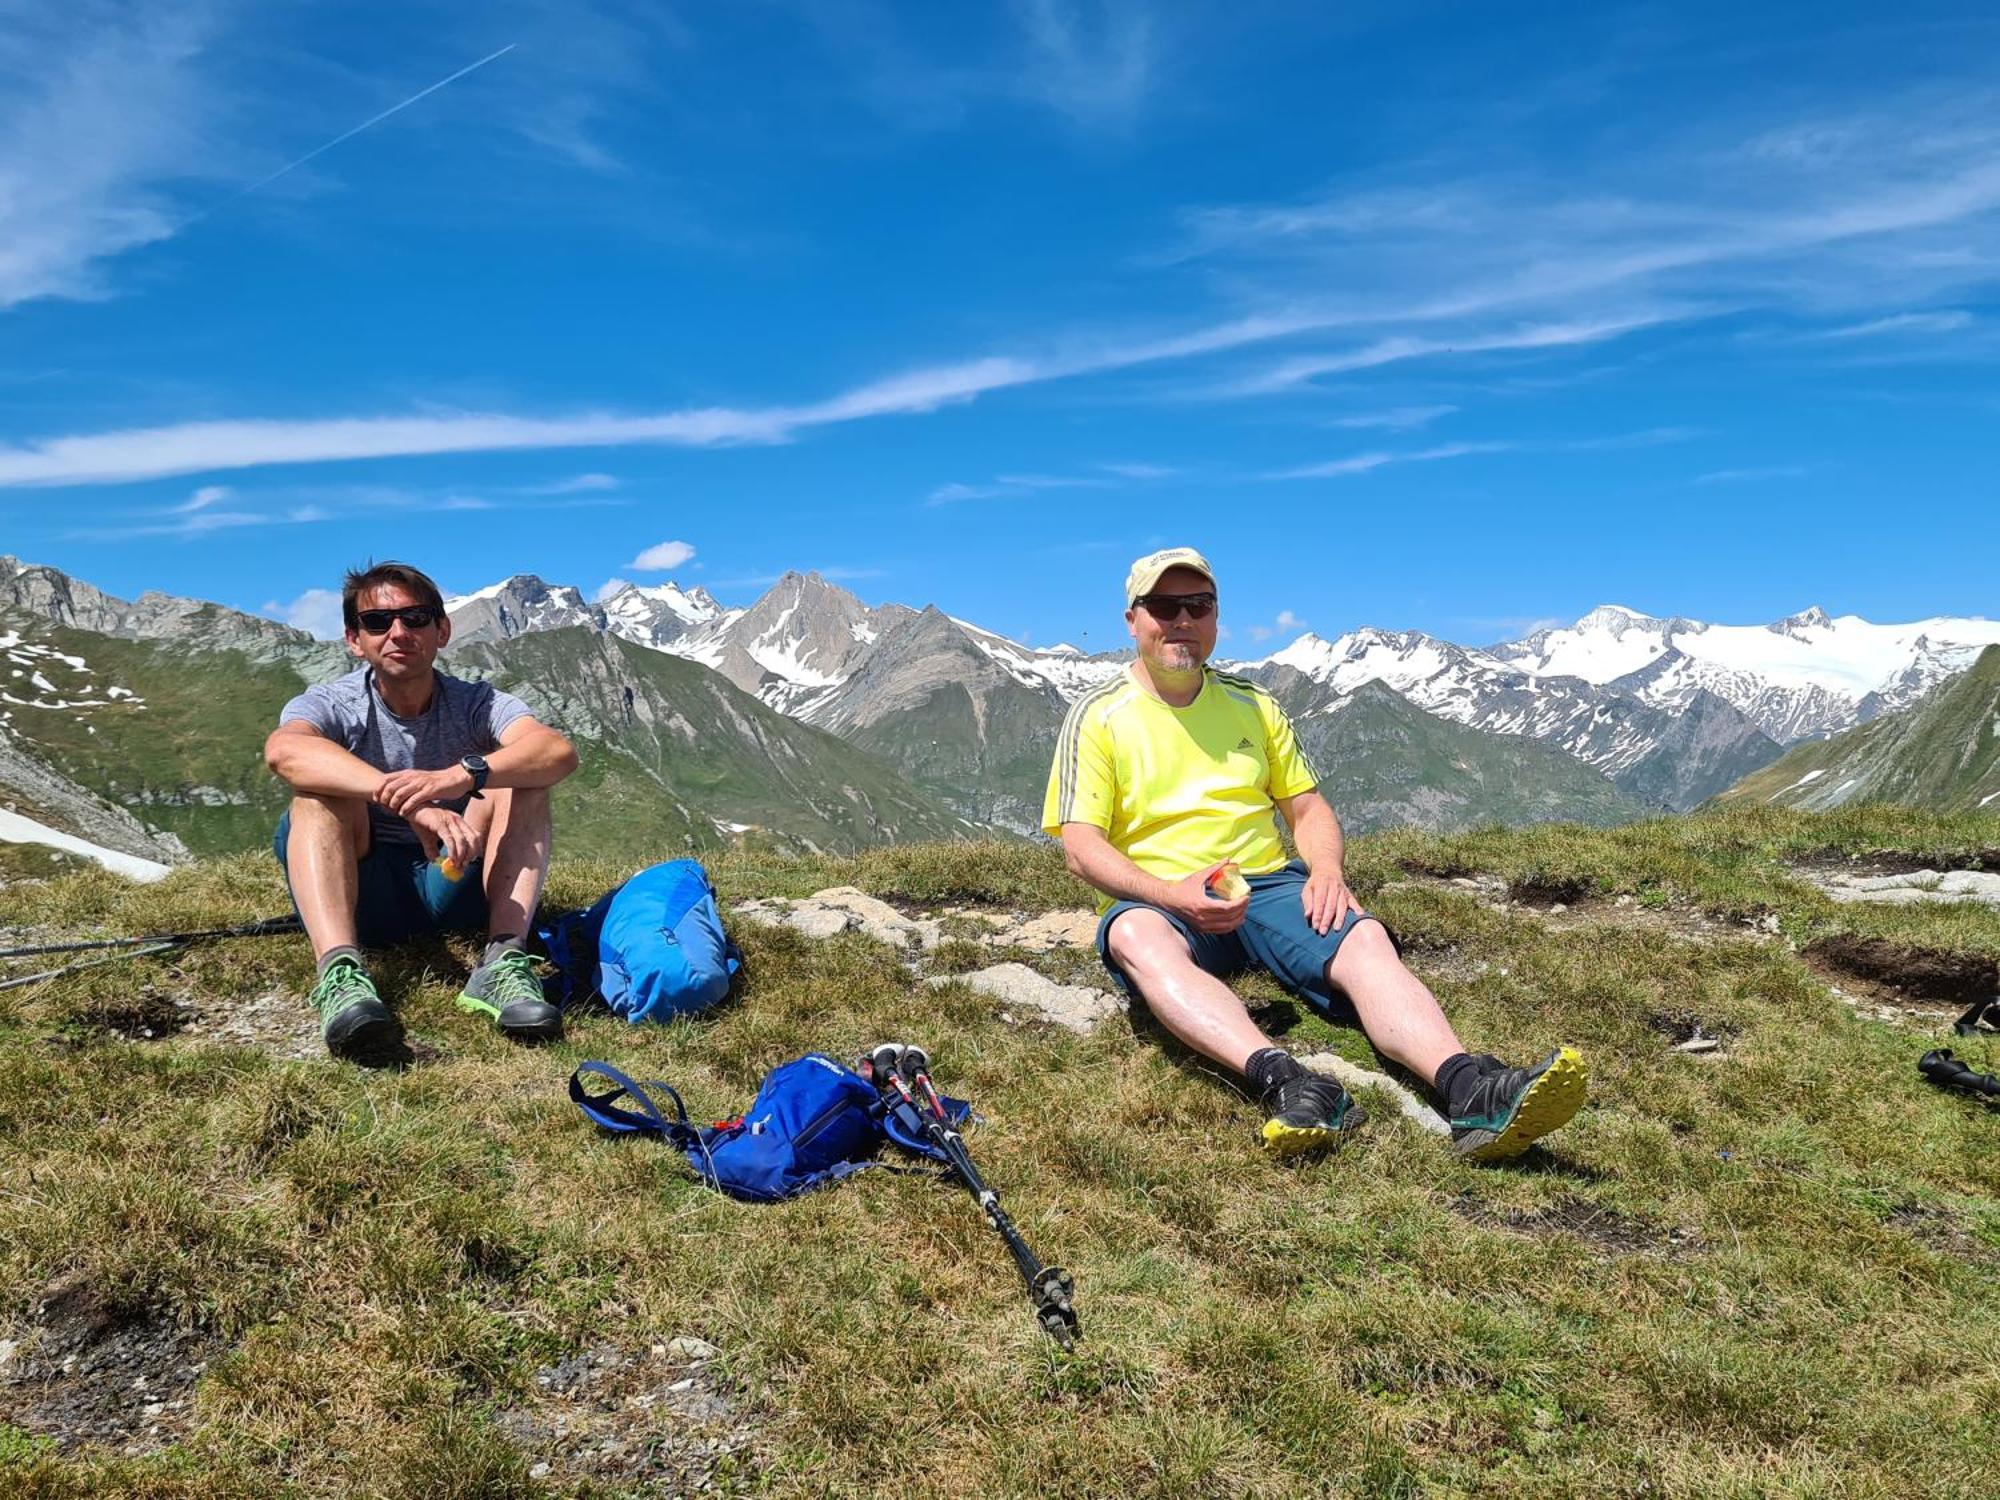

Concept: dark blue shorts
[[273, 812, 488, 949], [1095, 861, 1381, 1024]]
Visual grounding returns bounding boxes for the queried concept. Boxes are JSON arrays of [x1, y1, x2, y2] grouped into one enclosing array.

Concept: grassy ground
[[1, 807, 1997, 1497]]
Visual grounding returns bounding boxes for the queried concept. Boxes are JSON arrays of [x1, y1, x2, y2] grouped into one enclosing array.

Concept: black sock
[[318, 945, 363, 977], [1246, 1046, 1306, 1099], [482, 934, 524, 965], [1434, 1052, 1485, 1115]]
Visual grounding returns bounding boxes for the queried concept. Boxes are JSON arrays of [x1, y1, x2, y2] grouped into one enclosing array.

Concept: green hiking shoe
[[310, 955, 404, 1066], [456, 947, 564, 1044], [1449, 1046, 1588, 1161], [1259, 1072, 1368, 1157]]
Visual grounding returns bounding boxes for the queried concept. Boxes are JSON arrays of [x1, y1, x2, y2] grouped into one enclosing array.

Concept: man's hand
[[1166, 862, 1250, 934], [407, 806, 483, 871], [375, 765, 474, 818], [1301, 866, 1360, 936]]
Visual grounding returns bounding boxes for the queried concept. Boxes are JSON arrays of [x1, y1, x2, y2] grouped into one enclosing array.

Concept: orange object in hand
[[1205, 862, 1249, 902], [439, 857, 464, 883]]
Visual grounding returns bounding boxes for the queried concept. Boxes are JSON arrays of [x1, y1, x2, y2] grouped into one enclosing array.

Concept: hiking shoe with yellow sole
[[456, 947, 564, 1044], [1449, 1046, 1587, 1161], [1260, 1072, 1368, 1157]]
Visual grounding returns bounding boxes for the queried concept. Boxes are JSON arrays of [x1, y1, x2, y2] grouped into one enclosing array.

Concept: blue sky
[[2, 0, 1997, 650]]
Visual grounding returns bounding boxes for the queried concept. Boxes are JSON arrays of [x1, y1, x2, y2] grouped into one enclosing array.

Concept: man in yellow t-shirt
[[1045, 547, 1586, 1160]]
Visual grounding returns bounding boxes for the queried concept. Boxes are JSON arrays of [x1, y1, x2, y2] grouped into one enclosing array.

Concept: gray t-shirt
[[277, 667, 533, 847]]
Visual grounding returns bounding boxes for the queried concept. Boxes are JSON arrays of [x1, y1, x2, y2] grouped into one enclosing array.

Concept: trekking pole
[[893, 1042, 1079, 1351], [0, 915, 302, 993]]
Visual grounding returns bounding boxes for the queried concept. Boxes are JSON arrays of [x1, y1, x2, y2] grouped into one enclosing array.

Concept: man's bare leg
[[284, 794, 402, 1063], [285, 792, 369, 961], [1105, 910, 1272, 1072], [459, 786, 562, 1041], [1326, 920, 1464, 1085], [1107, 910, 1363, 1151], [464, 785, 551, 941]]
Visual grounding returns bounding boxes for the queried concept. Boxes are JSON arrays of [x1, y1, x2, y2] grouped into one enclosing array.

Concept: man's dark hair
[[342, 561, 446, 631]]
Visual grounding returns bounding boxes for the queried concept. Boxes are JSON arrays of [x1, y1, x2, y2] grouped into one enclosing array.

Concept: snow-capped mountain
[[599, 580, 728, 648], [446, 575, 605, 645], [1241, 626, 1781, 806], [1489, 604, 2000, 743]]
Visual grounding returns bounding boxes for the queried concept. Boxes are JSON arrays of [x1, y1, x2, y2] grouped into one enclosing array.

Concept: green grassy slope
[[449, 629, 976, 857], [1, 806, 1995, 1496], [1716, 644, 2000, 813], [1296, 679, 1647, 832]]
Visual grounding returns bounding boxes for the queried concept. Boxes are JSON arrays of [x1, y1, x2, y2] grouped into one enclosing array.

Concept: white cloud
[[1011, 0, 1157, 131], [627, 539, 695, 570], [530, 472, 620, 494], [1816, 310, 1973, 338], [262, 587, 345, 639], [1099, 461, 1176, 478], [925, 471, 1120, 505], [1329, 405, 1458, 432], [0, 8, 217, 311], [1274, 609, 1305, 632], [592, 576, 631, 602], [172, 483, 232, 513], [1692, 465, 1810, 485], [1267, 441, 1515, 481]]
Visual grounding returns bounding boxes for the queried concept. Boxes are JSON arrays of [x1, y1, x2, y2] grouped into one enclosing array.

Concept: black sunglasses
[[354, 605, 442, 635], [1135, 591, 1217, 622]]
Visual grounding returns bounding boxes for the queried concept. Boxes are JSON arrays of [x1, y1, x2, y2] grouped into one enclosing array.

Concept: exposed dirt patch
[[1803, 936, 1999, 1010], [1887, 1203, 2000, 1268], [0, 1279, 216, 1455], [492, 1339, 769, 1495], [1793, 849, 2000, 877], [68, 987, 195, 1042], [1507, 871, 1595, 907], [1452, 1192, 1703, 1257]]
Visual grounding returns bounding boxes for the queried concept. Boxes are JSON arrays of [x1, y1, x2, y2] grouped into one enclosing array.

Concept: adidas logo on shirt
[[1236, 736, 1255, 750]]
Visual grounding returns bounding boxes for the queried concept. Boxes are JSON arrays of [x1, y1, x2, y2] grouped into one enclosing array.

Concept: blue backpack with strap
[[569, 1054, 971, 1202], [537, 859, 743, 1024]]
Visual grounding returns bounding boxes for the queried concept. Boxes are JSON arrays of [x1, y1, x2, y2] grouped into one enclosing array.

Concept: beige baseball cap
[[1125, 546, 1216, 605]]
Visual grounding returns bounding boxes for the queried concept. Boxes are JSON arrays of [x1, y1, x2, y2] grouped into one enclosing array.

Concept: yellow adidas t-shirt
[[1043, 666, 1318, 904]]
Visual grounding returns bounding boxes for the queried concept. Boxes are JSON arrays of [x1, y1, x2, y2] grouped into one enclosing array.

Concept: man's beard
[[1158, 642, 1201, 671]]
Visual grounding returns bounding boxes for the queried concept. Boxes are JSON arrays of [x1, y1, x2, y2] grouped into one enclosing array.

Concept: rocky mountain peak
[[445, 574, 604, 646], [1771, 605, 1832, 637]]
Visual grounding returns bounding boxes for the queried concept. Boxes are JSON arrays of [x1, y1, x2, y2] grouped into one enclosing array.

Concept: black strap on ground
[[0, 915, 301, 992], [1919, 1049, 2000, 1104], [1950, 994, 2000, 1037]]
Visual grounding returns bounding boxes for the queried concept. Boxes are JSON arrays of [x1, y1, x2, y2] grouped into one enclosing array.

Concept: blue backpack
[[537, 859, 743, 1023], [568, 1054, 971, 1202]]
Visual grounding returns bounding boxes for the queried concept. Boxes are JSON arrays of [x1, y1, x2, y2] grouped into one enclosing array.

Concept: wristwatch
[[460, 754, 489, 798]]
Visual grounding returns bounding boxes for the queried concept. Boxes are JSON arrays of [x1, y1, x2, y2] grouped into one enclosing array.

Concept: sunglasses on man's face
[[354, 605, 442, 635], [1135, 591, 1217, 622]]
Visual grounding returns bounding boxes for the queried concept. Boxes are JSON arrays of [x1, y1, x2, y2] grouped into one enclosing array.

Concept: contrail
[[219, 42, 517, 206]]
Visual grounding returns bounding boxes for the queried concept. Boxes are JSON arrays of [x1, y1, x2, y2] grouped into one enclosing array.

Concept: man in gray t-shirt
[[265, 560, 579, 1064]]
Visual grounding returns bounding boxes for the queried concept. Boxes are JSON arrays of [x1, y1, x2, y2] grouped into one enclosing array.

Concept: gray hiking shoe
[[456, 947, 563, 1044], [310, 956, 404, 1066]]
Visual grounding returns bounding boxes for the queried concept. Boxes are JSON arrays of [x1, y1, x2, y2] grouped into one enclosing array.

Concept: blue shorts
[[273, 812, 488, 950], [1095, 861, 1382, 1024]]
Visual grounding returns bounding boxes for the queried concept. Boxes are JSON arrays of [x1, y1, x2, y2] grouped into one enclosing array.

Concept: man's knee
[[1106, 908, 1195, 980], [289, 791, 369, 845], [1326, 916, 1403, 986]]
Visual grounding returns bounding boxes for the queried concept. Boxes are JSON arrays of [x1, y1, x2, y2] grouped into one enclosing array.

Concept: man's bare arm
[[1275, 789, 1345, 873], [484, 717, 579, 788], [1058, 823, 1249, 934], [1275, 789, 1359, 934], [264, 722, 387, 799], [373, 716, 580, 816]]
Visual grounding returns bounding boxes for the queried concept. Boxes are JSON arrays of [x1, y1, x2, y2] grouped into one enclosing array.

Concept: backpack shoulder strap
[[569, 1061, 694, 1139]]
